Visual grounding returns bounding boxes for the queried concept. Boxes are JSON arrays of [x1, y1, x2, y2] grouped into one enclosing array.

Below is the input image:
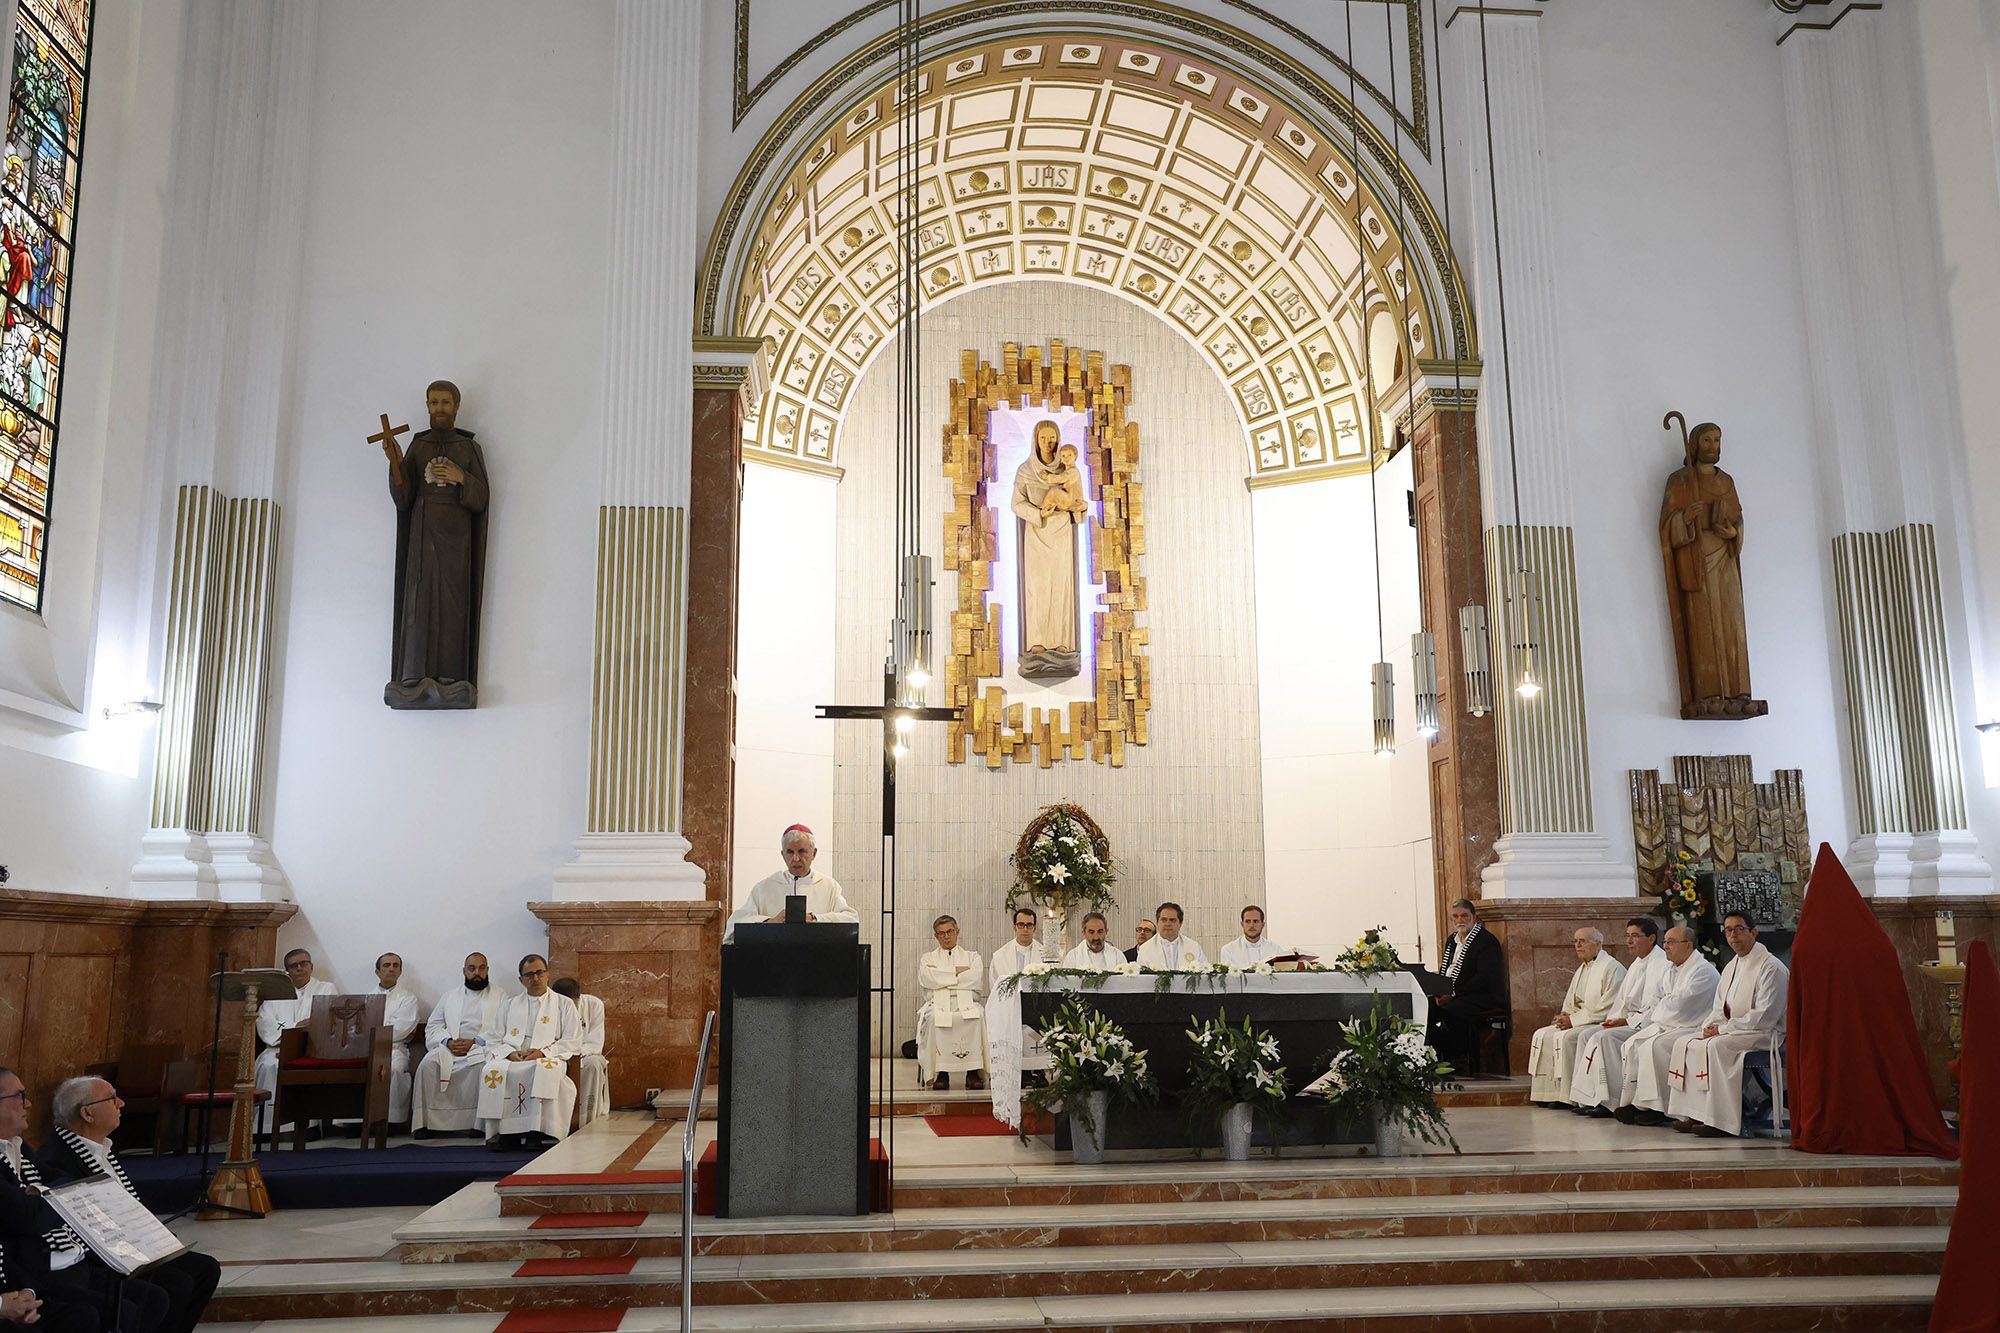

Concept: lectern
[[716, 922, 870, 1217]]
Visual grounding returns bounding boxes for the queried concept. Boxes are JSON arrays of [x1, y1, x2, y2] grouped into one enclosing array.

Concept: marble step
[[491, 1149, 1958, 1216], [210, 1226, 1945, 1322], [401, 1185, 1957, 1262]]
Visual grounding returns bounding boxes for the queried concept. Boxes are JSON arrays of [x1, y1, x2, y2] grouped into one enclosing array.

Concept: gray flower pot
[[1373, 1115, 1404, 1158], [1069, 1090, 1110, 1164], [1221, 1102, 1255, 1160]]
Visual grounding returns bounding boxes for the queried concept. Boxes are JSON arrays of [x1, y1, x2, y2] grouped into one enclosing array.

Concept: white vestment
[[1667, 943, 1789, 1135], [1568, 947, 1673, 1109], [722, 869, 859, 942], [378, 983, 421, 1122], [1060, 942, 1126, 972], [478, 990, 583, 1140], [1219, 935, 1287, 969], [412, 983, 511, 1131], [253, 976, 335, 1131], [986, 939, 1050, 1128], [575, 993, 610, 1128], [1622, 954, 1723, 1112], [1136, 934, 1210, 971], [915, 946, 986, 1081], [1527, 952, 1626, 1103]]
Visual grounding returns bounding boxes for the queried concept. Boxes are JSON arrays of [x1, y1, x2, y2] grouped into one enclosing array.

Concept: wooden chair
[[85, 1044, 196, 1156], [269, 993, 394, 1151], [1470, 1008, 1513, 1077]]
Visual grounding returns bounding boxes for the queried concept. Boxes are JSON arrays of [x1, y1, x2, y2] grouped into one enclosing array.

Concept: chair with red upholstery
[[270, 993, 394, 1151]]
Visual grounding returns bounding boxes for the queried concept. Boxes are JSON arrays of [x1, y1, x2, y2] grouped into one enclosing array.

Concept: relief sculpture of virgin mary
[[1008, 418, 1088, 683]]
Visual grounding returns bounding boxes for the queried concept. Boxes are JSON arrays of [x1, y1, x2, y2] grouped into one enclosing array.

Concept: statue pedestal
[[529, 899, 722, 1100]]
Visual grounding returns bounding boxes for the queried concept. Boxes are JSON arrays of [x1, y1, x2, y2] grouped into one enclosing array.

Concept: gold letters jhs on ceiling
[[943, 340, 1151, 767]]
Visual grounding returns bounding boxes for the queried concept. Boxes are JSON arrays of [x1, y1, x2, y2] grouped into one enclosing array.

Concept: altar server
[[915, 915, 986, 1090], [552, 978, 611, 1127], [1568, 919, 1673, 1114], [254, 947, 336, 1132], [413, 952, 510, 1138], [987, 907, 1051, 1127], [479, 954, 583, 1151], [723, 824, 859, 942], [371, 951, 423, 1126], [1219, 905, 1286, 969], [44, 1076, 220, 1333], [1666, 913, 1789, 1137], [1527, 929, 1625, 1105], [1061, 911, 1125, 972], [1616, 927, 1721, 1124], [1137, 902, 1209, 970]]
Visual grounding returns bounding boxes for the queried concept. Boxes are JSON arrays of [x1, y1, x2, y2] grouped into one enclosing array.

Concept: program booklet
[[39, 1175, 188, 1276]]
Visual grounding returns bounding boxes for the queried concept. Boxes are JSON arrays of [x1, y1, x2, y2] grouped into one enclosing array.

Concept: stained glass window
[[0, 0, 91, 613]]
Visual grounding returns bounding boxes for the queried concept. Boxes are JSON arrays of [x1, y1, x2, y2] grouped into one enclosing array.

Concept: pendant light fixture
[[1475, 3, 1540, 704], [885, 0, 928, 755]]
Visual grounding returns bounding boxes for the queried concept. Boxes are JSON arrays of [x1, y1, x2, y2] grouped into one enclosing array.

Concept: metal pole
[[680, 1009, 716, 1333]]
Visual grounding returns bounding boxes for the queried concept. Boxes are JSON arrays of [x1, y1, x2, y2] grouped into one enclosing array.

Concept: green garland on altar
[[999, 960, 1360, 997]]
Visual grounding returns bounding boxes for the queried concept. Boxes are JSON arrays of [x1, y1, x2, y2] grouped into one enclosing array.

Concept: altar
[[1008, 971, 1428, 1155]]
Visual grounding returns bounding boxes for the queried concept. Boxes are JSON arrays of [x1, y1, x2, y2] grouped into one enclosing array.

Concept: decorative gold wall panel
[[586, 505, 687, 834], [942, 340, 1150, 767], [1629, 755, 1810, 902]]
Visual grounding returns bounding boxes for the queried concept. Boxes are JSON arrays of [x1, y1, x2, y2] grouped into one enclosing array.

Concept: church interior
[[4, 0, 2000, 1328]]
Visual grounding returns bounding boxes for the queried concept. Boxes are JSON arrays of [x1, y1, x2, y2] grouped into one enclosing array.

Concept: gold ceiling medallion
[[943, 340, 1151, 768]]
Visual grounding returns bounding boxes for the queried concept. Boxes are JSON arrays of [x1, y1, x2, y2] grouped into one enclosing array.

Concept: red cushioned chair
[[179, 1085, 273, 1153], [270, 993, 394, 1151]]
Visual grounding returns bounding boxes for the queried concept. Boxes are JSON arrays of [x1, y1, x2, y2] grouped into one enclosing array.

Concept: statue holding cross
[[375, 380, 489, 709]]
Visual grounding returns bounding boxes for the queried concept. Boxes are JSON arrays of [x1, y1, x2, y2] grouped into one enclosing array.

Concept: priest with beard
[[478, 954, 582, 1151], [1667, 912, 1789, 1137], [413, 953, 509, 1139], [1060, 912, 1125, 972]]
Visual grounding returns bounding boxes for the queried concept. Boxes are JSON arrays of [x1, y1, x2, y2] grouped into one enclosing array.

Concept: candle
[[1936, 910, 1957, 967]]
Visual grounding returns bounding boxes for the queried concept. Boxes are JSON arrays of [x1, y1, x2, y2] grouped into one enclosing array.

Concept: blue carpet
[[123, 1143, 539, 1212]]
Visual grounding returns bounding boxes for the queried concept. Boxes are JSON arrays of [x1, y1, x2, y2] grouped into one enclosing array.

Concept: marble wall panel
[[685, 385, 747, 904]]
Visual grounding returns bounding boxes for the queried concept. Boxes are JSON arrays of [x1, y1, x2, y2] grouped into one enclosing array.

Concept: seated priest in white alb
[[1567, 919, 1673, 1116], [988, 906, 1052, 1094], [1527, 928, 1626, 1106], [1136, 902, 1209, 970], [552, 977, 610, 1127], [915, 915, 986, 1091], [413, 952, 510, 1139], [479, 953, 583, 1151], [1615, 926, 1721, 1125], [722, 823, 859, 943], [371, 951, 422, 1127], [1666, 913, 1790, 1137], [254, 947, 336, 1133], [1219, 904, 1286, 969], [1061, 911, 1125, 972]]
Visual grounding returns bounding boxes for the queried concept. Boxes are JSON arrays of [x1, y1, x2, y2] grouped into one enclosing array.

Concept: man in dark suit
[[41, 1078, 218, 1333], [0, 1068, 167, 1333], [1427, 899, 1509, 1072]]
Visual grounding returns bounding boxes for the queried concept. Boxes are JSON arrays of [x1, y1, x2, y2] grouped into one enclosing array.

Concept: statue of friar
[[383, 380, 489, 709], [1659, 412, 1764, 720]]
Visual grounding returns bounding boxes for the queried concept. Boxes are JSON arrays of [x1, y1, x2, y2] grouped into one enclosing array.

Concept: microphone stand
[[165, 949, 262, 1220]]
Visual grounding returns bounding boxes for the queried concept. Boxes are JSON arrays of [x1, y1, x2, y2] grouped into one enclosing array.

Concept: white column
[[131, 0, 315, 901], [1779, 2, 1993, 895], [1445, 5, 1630, 897], [553, 0, 706, 900]]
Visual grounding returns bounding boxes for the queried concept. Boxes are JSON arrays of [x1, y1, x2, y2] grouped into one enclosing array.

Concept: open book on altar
[[38, 1175, 188, 1276], [1267, 953, 1320, 970]]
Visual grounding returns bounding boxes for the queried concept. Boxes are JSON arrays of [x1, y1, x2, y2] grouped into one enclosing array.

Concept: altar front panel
[[1017, 973, 1426, 1153]]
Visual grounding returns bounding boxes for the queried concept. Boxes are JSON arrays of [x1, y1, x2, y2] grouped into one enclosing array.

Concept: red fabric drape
[[1930, 939, 1996, 1332], [1786, 843, 1957, 1158]]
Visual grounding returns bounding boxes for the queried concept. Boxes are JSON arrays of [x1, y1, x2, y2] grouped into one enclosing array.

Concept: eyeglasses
[[0, 1090, 27, 1105], [1722, 925, 1753, 936], [520, 969, 548, 979], [284, 961, 312, 971], [81, 1094, 123, 1110]]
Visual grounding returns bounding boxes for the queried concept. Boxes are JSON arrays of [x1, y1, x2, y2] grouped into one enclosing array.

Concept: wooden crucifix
[[368, 413, 411, 489]]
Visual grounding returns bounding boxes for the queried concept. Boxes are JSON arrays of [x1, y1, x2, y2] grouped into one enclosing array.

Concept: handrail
[[680, 1009, 717, 1333]]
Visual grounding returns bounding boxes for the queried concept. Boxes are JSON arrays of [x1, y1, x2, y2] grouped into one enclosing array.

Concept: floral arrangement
[[1332, 926, 1401, 975], [1303, 1000, 1460, 1151], [1008, 803, 1117, 923], [1182, 1010, 1289, 1123], [1000, 960, 1298, 997], [1025, 997, 1156, 1134], [1658, 848, 1711, 926]]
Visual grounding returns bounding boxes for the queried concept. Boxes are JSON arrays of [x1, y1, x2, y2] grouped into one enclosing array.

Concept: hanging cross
[[368, 413, 411, 489]]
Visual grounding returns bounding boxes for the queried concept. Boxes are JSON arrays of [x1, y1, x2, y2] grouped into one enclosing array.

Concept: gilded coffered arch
[[705, 25, 1475, 484]]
